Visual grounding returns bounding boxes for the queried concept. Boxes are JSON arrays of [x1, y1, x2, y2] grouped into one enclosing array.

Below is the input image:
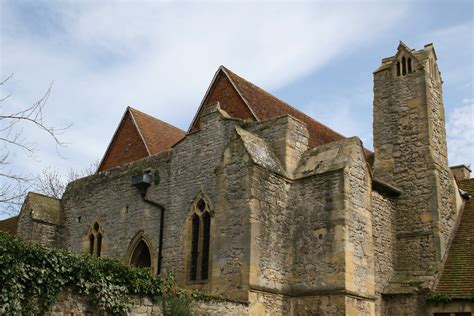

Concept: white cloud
[[447, 101, 474, 167], [1, 2, 408, 180]]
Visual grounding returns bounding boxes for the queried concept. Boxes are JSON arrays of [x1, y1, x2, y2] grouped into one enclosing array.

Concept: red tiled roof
[[434, 178, 474, 298], [0, 215, 18, 235], [98, 107, 185, 172], [189, 66, 345, 148], [129, 107, 185, 155], [222, 67, 345, 148]]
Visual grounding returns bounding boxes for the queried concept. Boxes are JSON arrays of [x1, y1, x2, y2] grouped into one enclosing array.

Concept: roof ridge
[[128, 107, 151, 155], [128, 106, 185, 134], [222, 66, 346, 140], [219, 66, 259, 120]]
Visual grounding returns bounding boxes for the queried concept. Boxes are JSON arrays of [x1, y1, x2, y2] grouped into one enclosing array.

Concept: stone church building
[[1, 43, 473, 315]]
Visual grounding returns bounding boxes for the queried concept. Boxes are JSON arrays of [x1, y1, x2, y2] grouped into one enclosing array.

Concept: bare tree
[[33, 167, 66, 199], [1, 74, 70, 215], [34, 160, 99, 199]]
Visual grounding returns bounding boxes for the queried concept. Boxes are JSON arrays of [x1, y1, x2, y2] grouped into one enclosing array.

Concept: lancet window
[[189, 198, 211, 281]]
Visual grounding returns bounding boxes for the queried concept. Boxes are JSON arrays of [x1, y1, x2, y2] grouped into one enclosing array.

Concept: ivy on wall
[[0, 232, 229, 315]]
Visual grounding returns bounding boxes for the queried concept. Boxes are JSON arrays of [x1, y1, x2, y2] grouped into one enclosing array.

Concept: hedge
[[0, 231, 196, 315]]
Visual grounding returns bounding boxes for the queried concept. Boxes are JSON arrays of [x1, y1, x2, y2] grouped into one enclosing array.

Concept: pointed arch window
[[127, 232, 157, 274], [189, 198, 212, 282], [87, 222, 104, 257], [130, 239, 152, 269], [407, 58, 412, 73], [396, 61, 401, 77]]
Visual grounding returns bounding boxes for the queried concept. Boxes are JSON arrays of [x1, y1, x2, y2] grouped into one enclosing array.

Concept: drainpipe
[[131, 173, 165, 274]]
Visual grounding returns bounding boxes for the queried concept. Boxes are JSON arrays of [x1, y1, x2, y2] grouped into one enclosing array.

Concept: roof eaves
[[187, 67, 222, 133]]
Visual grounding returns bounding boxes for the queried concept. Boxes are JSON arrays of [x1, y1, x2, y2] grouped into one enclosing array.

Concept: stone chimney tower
[[373, 42, 458, 290]]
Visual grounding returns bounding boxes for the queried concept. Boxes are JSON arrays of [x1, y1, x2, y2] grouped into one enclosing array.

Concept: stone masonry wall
[[212, 132, 253, 301], [382, 293, 428, 316], [248, 115, 309, 176], [290, 170, 346, 292], [46, 289, 249, 316], [30, 221, 61, 247], [286, 138, 375, 314], [62, 152, 169, 266], [371, 191, 396, 314], [345, 140, 374, 298], [425, 65, 458, 260], [16, 208, 33, 242], [292, 295, 346, 315], [17, 210, 61, 247], [248, 166, 292, 292], [164, 106, 244, 295], [372, 47, 457, 291], [248, 290, 291, 315], [62, 106, 249, 300]]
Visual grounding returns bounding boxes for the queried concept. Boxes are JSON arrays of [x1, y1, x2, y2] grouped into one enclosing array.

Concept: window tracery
[[87, 222, 104, 257], [189, 198, 211, 282]]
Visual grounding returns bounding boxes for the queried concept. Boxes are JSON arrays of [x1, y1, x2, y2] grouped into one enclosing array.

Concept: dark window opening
[[201, 212, 211, 280], [455, 313, 472, 316], [89, 234, 94, 255], [407, 58, 412, 73], [396, 61, 401, 76], [130, 240, 151, 269], [197, 199, 206, 212], [402, 57, 407, 75], [87, 222, 104, 257], [96, 233, 102, 257], [190, 214, 200, 281]]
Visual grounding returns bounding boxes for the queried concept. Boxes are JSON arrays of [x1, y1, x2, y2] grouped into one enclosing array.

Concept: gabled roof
[[98, 107, 185, 172], [0, 215, 18, 235], [375, 42, 435, 73], [434, 178, 474, 299], [189, 66, 345, 148], [128, 107, 185, 155]]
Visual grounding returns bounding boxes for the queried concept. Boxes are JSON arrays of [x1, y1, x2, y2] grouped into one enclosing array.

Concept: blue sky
[[0, 0, 473, 206]]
